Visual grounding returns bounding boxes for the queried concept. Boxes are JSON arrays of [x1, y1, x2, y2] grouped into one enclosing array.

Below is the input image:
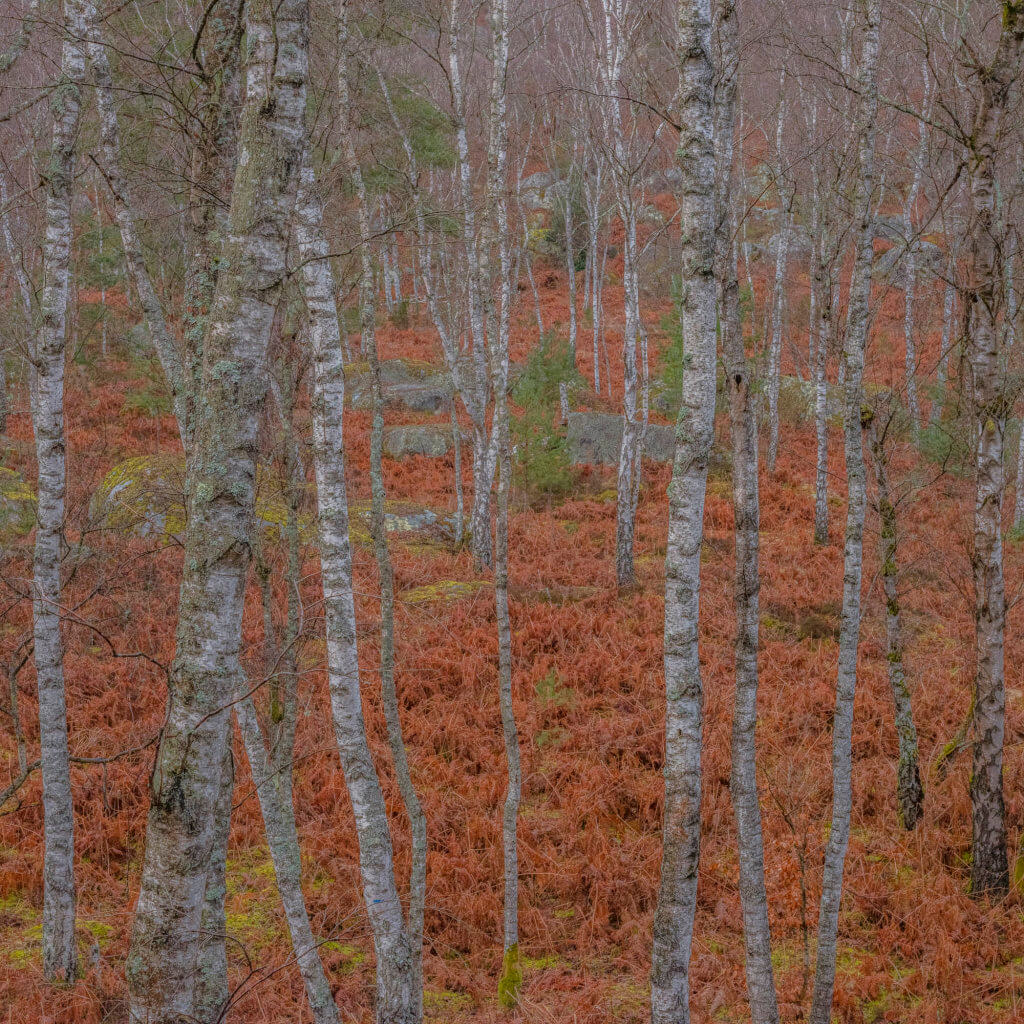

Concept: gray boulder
[[384, 424, 455, 459], [346, 358, 452, 413], [566, 412, 676, 466]]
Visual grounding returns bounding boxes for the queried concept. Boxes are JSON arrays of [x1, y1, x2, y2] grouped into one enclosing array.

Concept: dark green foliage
[[389, 298, 410, 329], [123, 355, 172, 417], [360, 81, 455, 195], [510, 335, 583, 501], [535, 173, 586, 269]]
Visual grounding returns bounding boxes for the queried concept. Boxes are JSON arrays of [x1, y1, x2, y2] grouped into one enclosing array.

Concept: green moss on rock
[[88, 455, 306, 541], [0, 467, 36, 539]]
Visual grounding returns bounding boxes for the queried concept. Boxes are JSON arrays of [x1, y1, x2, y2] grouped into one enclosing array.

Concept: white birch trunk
[[449, 0, 494, 569], [328, 10, 420, 1012], [901, 69, 931, 431], [127, 1, 308, 1018], [931, 278, 955, 428], [484, 4, 522, 1007], [714, 3, 779, 1019], [29, 0, 89, 983], [866, 413, 924, 830], [765, 81, 791, 475], [963, 4, 1022, 897], [650, 1, 716, 1018], [809, 3, 880, 1019]]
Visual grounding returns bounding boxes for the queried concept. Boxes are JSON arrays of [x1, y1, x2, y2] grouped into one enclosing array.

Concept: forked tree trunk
[[650, 1, 717, 1019], [963, 2, 1023, 898], [809, 3, 880, 1021], [714, 3, 779, 1020], [29, 0, 89, 984], [127, 2, 308, 1019]]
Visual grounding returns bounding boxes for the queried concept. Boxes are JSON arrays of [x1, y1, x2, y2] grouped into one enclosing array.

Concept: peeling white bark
[[127, 1, 309, 1018], [29, 0, 90, 983], [650, 1, 717, 1019]]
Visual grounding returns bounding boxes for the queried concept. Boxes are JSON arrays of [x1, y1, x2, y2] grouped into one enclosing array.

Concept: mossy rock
[[0, 467, 36, 540], [400, 579, 490, 604], [384, 424, 457, 459], [424, 988, 474, 1017], [88, 455, 304, 541], [347, 500, 458, 546], [346, 358, 452, 412]]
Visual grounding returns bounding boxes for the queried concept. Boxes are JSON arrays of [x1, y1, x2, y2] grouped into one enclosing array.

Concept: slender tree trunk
[[364, 187, 428, 1024], [449, 0, 494, 570], [565, 188, 578, 366], [29, 0, 89, 983], [809, 4, 880, 1020], [236, 692, 341, 1024], [484, 4, 522, 1008], [932, 278, 955, 428], [963, 3, 1022, 898], [901, 69, 931, 432], [765, 77, 791, 474], [616, 199, 641, 587], [714, 3, 779, 1020], [127, 2, 308, 1018], [813, 250, 833, 545], [650, 2, 716, 1019], [313, 20, 419, 1010], [866, 417, 924, 829]]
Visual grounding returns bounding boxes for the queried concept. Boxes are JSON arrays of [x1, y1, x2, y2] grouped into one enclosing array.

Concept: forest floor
[[2, 258, 1024, 1023]]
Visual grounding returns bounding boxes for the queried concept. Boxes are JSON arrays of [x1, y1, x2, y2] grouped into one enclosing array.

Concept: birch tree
[[127, 0, 309, 1017], [900, 65, 933, 431], [960, 1, 1023, 898], [650, 0, 716, 1018], [322, 4, 421, 1016], [866, 395, 924, 830], [449, 0, 496, 569], [582, 0, 646, 587], [765, 75, 794, 475], [714, 2, 779, 1019], [482, 1, 522, 1007], [810, 3, 880, 1020], [29, 0, 89, 983]]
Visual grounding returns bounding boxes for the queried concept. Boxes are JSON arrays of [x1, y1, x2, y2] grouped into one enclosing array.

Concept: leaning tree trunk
[[353, 149, 428, 1024], [234, 364, 340, 1024], [29, 0, 89, 983], [650, 1, 717, 1020], [714, 2, 779, 1020], [809, 3, 880, 1021], [236, 689, 341, 1024], [317, 15, 420, 1013], [867, 411, 924, 830], [126, 1, 308, 1019], [963, 2, 1023, 898]]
